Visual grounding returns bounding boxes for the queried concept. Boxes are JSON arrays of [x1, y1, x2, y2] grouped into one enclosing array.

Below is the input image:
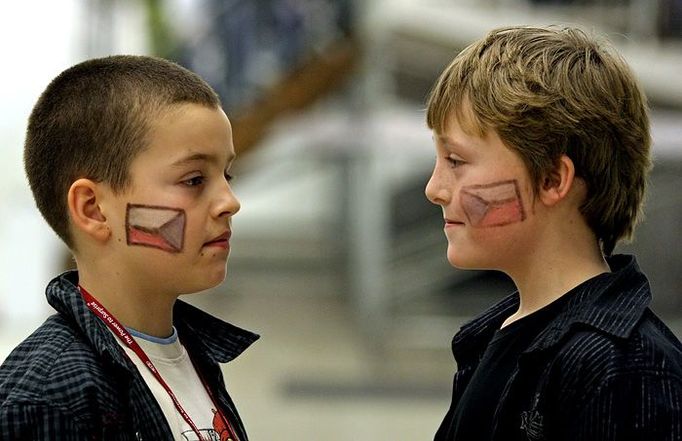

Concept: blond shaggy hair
[[427, 26, 652, 256]]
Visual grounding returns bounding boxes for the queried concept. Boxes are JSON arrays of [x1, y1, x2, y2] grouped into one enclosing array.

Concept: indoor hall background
[[1, 1, 681, 440]]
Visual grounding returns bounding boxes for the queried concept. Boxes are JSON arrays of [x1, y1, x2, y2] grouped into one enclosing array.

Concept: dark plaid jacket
[[435, 255, 682, 441], [0, 271, 259, 440]]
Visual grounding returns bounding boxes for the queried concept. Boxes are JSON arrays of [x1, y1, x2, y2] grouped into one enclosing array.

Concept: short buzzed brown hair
[[24, 55, 221, 249], [426, 26, 652, 256]]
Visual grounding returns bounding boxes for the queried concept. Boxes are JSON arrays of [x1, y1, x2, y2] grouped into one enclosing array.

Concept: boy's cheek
[[125, 203, 186, 253], [460, 179, 526, 228]]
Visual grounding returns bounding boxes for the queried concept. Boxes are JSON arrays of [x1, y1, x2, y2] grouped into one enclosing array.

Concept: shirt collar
[[451, 254, 651, 364], [46, 270, 259, 369], [173, 300, 259, 364]]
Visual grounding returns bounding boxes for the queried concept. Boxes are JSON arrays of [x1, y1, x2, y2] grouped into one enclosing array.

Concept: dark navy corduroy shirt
[[0, 271, 259, 440], [435, 254, 682, 441]]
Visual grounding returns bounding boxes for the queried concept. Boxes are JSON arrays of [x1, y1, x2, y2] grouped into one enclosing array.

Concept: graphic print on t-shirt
[[180, 409, 233, 441], [212, 408, 235, 441]]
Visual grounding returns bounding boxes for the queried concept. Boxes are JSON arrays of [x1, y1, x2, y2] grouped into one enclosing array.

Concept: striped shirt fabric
[[0, 270, 259, 440], [435, 254, 682, 441]]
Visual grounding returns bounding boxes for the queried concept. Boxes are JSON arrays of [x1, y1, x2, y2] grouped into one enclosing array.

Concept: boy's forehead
[[169, 150, 236, 167], [435, 111, 488, 147], [131, 104, 235, 169], [434, 133, 468, 149]]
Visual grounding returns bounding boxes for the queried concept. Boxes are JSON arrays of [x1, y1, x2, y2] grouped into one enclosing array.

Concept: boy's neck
[[76, 265, 177, 338], [502, 228, 610, 328]]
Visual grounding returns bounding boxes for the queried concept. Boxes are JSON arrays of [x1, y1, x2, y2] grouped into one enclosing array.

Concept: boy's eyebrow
[[170, 151, 236, 167], [435, 135, 471, 151]]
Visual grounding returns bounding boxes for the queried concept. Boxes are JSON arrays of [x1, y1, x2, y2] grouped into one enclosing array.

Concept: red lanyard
[[79, 286, 239, 441]]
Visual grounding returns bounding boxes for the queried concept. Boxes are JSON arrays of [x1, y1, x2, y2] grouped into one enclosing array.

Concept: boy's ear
[[67, 178, 112, 243], [538, 154, 576, 207]]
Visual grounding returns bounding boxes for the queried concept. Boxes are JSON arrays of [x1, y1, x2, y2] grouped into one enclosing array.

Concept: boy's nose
[[214, 184, 240, 218], [425, 167, 450, 207]]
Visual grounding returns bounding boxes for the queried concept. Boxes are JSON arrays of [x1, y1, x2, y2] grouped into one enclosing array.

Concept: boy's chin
[[200, 270, 228, 292], [176, 270, 228, 295], [446, 247, 487, 271]]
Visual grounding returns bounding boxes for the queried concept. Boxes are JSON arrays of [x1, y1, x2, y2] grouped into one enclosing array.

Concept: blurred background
[[1, 0, 681, 439]]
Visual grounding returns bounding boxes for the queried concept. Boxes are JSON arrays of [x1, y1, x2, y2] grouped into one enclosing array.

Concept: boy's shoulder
[[0, 313, 121, 412], [0, 313, 136, 436], [533, 255, 681, 375], [536, 310, 682, 435], [560, 309, 681, 369], [550, 309, 682, 402]]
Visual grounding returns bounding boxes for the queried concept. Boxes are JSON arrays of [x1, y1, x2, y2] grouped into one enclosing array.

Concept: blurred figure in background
[[425, 25, 682, 440]]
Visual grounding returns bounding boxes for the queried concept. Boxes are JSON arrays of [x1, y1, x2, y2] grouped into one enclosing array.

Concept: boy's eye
[[182, 175, 205, 187], [447, 155, 465, 168], [224, 171, 234, 182]]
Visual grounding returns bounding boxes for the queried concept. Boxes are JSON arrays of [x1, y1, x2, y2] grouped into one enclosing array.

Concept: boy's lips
[[444, 218, 465, 228], [203, 231, 231, 248]]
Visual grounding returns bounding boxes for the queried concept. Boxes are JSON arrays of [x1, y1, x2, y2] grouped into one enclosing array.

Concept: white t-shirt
[[113, 327, 234, 441]]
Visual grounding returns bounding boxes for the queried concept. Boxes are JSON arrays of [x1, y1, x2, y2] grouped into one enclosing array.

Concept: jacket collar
[[46, 270, 259, 369], [451, 254, 651, 365]]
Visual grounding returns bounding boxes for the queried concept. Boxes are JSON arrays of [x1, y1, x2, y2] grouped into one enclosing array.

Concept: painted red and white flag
[[126, 204, 185, 253], [460, 180, 525, 227]]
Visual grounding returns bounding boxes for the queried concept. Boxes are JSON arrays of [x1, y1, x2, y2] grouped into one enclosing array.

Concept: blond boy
[[425, 26, 682, 440]]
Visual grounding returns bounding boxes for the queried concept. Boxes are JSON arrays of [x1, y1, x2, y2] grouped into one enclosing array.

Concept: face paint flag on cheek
[[460, 179, 526, 227], [126, 204, 186, 253]]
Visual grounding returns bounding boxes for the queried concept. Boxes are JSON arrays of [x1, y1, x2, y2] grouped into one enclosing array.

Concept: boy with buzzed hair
[[0, 55, 258, 440], [425, 26, 682, 440]]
